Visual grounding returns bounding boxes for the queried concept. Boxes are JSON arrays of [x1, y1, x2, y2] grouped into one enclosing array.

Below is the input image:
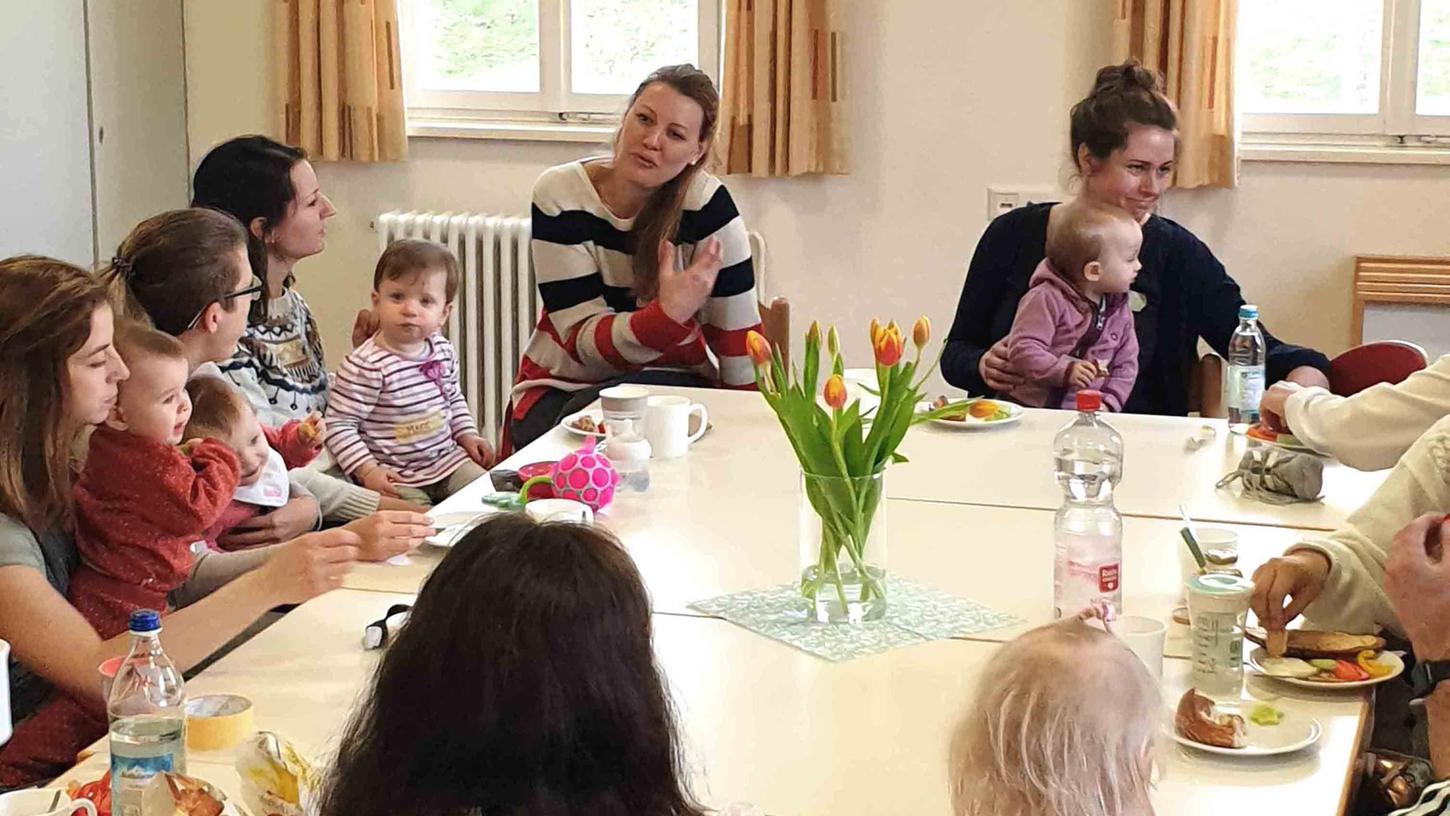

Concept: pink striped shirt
[[325, 334, 478, 486]]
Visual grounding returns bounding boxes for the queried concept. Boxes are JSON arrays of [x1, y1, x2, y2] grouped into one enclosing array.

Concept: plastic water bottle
[[1052, 390, 1124, 619], [109, 609, 186, 816], [1226, 304, 1266, 433]]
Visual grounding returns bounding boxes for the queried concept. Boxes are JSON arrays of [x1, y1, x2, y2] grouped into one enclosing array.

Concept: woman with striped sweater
[[509, 64, 762, 450]]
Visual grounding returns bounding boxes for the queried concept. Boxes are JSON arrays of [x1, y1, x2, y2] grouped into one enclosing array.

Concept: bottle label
[[1099, 563, 1120, 593], [1227, 365, 1265, 412]]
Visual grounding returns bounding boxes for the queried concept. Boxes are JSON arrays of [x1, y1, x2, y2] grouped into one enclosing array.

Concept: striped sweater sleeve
[[324, 348, 383, 476], [690, 183, 762, 388], [531, 178, 695, 376], [440, 339, 480, 439]]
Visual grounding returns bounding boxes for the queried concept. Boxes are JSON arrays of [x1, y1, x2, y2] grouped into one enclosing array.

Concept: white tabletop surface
[[55, 589, 1369, 816]]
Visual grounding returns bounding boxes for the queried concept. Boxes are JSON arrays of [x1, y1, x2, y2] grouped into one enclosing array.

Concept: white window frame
[[399, 0, 722, 141], [1241, 0, 1450, 162]]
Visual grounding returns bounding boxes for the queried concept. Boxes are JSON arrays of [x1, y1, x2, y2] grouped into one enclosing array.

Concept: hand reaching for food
[[1066, 360, 1098, 389]]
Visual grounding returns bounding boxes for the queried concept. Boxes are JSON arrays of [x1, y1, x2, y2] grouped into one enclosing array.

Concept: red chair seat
[[1329, 341, 1429, 397]]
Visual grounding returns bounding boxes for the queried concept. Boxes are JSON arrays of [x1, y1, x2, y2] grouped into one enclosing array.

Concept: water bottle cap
[[1075, 390, 1102, 412], [128, 609, 161, 633], [1239, 304, 1259, 319]]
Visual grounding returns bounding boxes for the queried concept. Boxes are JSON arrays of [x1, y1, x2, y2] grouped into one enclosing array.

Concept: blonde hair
[[1046, 200, 1138, 284], [948, 619, 1160, 816]]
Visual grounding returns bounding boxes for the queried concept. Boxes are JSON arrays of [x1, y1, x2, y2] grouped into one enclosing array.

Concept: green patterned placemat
[[689, 577, 1022, 662]]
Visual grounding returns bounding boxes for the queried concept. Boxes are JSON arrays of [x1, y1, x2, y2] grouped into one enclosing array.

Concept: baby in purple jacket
[[1004, 201, 1142, 410]]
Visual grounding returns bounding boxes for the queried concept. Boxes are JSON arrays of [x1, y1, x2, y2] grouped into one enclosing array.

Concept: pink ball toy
[[550, 438, 620, 511]]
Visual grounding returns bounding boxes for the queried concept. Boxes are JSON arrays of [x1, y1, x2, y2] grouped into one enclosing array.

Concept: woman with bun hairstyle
[[941, 60, 1330, 414]]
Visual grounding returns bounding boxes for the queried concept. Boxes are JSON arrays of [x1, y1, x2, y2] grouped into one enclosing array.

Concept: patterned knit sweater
[[220, 288, 331, 425], [511, 160, 762, 420]]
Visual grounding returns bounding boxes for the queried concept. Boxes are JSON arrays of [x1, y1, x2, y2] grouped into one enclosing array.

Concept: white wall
[[1, 0, 95, 264], [183, 0, 1450, 394]]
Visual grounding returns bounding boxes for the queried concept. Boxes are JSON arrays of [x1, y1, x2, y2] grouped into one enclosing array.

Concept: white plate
[[1169, 704, 1323, 757], [562, 409, 608, 438], [1246, 427, 1324, 456], [916, 399, 1024, 430], [425, 510, 493, 548], [1247, 647, 1404, 689]]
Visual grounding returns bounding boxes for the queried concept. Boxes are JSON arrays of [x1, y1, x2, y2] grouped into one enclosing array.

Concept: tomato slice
[[1331, 659, 1371, 682]]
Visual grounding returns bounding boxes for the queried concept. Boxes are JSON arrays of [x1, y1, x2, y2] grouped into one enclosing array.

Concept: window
[[1240, 0, 1450, 143], [400, 0, 721, 131]]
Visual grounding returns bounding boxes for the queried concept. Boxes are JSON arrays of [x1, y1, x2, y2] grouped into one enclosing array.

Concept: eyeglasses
[[184, 275, 265, 331]]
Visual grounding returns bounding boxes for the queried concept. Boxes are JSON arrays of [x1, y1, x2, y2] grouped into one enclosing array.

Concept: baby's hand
[[299, 413, 326, 448], [1066, 360, 1097, 389], [458, 434, 496, 468], [358, 464, 405, 498], [179, 438, 204, 457]]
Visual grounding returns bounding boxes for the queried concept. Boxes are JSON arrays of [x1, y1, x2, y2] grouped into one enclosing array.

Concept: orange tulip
[[746, 330, 772, 367], [912, 316, 931, 350], [874, 325, 905, 367], [823, 374, 847, 410], [869, 318, 882, 345]]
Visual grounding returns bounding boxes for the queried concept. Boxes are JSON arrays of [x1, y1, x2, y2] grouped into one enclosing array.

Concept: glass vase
[[798, 469, 888, 623]]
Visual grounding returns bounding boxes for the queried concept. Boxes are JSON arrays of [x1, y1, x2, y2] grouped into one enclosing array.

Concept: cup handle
[[70, 800, 99, 816], [686, 404, 709, 444]]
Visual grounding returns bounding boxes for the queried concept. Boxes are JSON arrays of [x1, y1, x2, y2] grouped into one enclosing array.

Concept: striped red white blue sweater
[[511, 160, 762, 420], [325, 334, 477, 487]]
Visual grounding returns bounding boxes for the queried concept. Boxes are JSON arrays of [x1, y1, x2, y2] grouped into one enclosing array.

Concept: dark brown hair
[[102, 208, 249, 337], [190, 135, 308, 318], [184, 375, 251, 440], [623, 64, 719, 301], [373, 238, 460, 302], [319, 514, 704, 816], [1046, 201, 1138, 283], [0, 256, 112, 530], [1069, 60, 1178, 169]]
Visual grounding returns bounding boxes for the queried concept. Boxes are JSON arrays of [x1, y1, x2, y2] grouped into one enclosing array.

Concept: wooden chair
[[1329, 341, 1429, 397], [758, 297, 791, 370], [1188, 352, 1226, 418]]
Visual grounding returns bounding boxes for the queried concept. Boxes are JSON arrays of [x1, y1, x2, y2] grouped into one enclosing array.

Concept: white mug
[[0, 790, 97, 816], [525, 498, 594, 525], [0, 639, 9, 746], [644, 396, 708, 459]]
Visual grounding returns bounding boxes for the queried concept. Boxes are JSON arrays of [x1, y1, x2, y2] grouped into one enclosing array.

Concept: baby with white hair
[[948, 609, 1161, 816]]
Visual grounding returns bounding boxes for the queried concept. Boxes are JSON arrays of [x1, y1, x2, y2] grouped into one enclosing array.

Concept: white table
[[496, 388, 1388, 531], [57, 590, 1370, 816]]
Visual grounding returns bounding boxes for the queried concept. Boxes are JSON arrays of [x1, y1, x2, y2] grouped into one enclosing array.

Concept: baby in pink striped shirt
[[326, 239, 496, 506]]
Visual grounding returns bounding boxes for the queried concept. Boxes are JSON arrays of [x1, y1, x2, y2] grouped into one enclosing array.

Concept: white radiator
[[374, 211, 536, 447]]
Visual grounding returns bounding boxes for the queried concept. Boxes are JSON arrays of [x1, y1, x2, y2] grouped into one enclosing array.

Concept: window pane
[[1419, 0, 1450, 115], [412, 0, 539, 93], [571, 0, 698, 96], [1239, 0, 1382, 114]]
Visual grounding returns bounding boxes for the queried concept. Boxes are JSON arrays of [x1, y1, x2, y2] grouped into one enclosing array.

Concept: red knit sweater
[[69, 425, 240, 639]]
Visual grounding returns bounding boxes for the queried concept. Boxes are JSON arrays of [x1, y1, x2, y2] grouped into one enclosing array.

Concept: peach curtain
[[274, 0, 407, 162], [1111, 0, 1237, 188], [720, 0, 846, 177]]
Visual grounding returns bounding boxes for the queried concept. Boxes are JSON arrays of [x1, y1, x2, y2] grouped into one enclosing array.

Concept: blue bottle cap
[[1238, 304, 1259, 320], [128, 609, 161, 633]]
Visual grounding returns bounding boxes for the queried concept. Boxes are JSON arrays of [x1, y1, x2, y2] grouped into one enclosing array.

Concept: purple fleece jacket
[[1003, 259, 1139, 410]]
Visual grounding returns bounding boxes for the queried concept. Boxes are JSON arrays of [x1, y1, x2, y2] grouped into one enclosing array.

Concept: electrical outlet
[[987, 186, 1062, 220]]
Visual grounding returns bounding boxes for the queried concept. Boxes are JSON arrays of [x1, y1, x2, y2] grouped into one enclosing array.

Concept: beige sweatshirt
[[1285, 354, 1450, 471], [1291, 412, 1450, 638]]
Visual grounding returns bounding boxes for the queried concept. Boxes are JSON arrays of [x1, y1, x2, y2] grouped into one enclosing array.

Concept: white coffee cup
[[0, 639, 9, 746], [1114, 615, 1167, 679], [644, 396, 708, 459], [525, 498, 594, 525], [0, 790, 97, 816]]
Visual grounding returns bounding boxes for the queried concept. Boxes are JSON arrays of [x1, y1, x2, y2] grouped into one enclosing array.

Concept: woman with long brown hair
[[0, 255, 362, 788], [508, 63, 763, 450], [319, 514, 706, 816]]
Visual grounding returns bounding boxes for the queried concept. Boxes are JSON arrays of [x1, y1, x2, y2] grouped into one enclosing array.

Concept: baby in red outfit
[[184, 375, 325, 551]]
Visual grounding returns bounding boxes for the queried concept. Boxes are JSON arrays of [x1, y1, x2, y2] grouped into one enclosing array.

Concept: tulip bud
[[746, 330, 772, 367], [823, 374, 847, 410], [912, 316, 931, 350], [826, 325, 840, 357], [806, 320, 821, 347]]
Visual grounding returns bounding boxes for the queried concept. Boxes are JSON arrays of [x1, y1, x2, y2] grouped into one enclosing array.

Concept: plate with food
[[1170, 689, 1322, 757], [917, 396, 1023, 429], [1244, 627, 1402, 688], [563, 410, 608, 438], [1245, 424, 1323, 456]]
